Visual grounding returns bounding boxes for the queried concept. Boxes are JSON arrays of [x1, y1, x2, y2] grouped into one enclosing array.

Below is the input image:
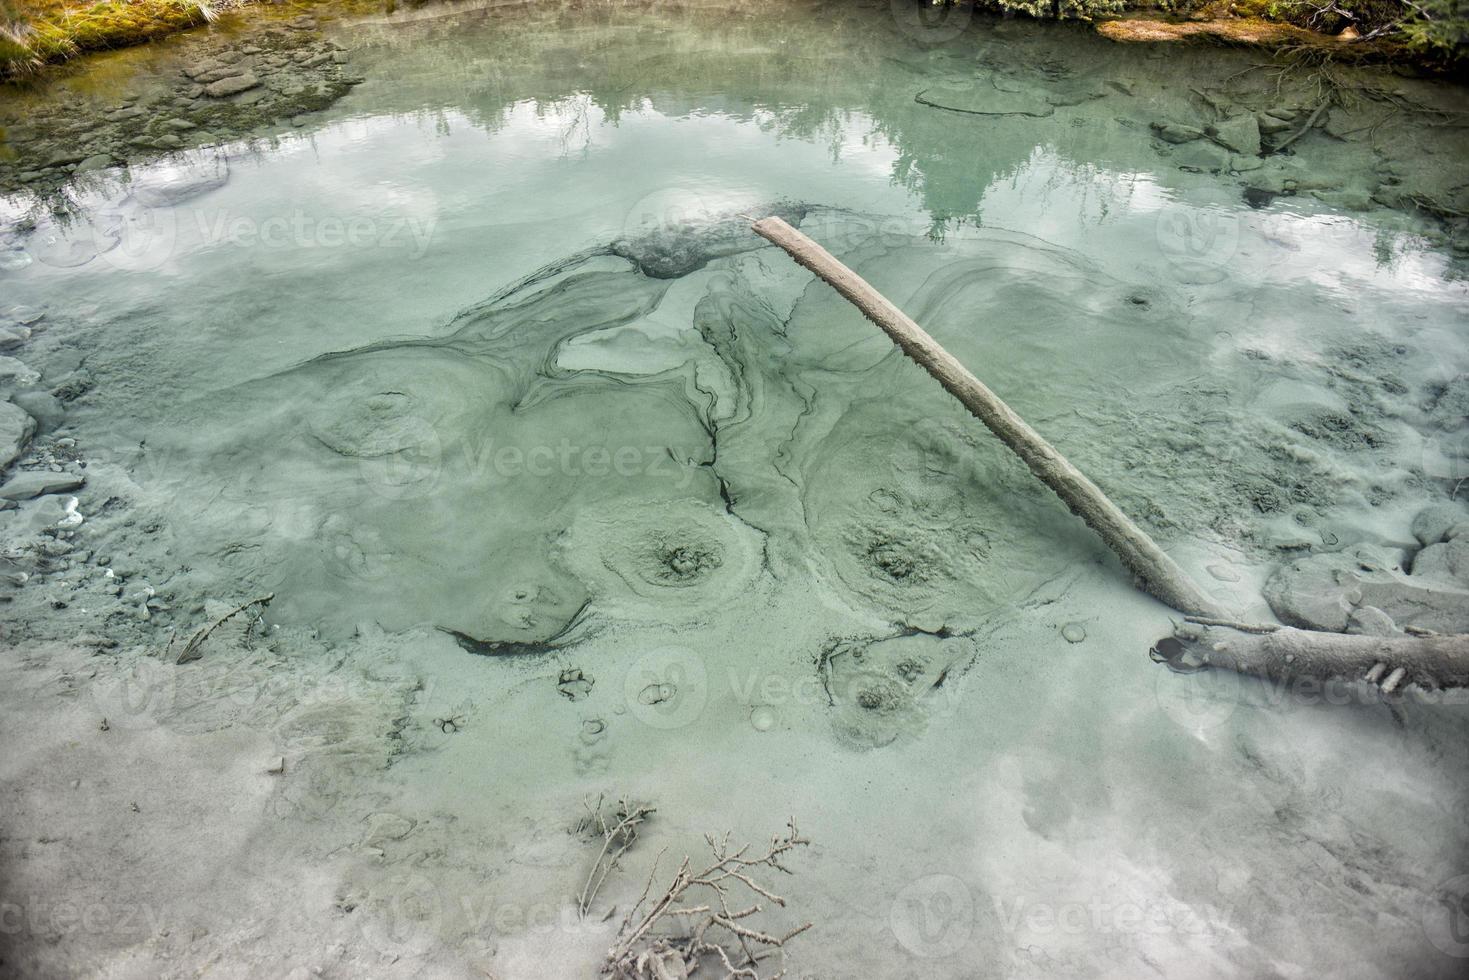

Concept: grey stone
[[1413, 538, 1469, 588], [3, 307, 42, 326], [1209, 114, 1261, 156], [1151, 121, 1204, 144], [0, 357, 39, 386], [41, 149, 87, 168], [0, 471, 84, 501], [1266, 546, 1469, 634], [1412, 503, 1469, 546], [183, 60, 225, 80], [1257, 113, 1293, 135], [76, 154, 114, 173], [11, 391, 64, 432], [1346, 605, 1398, 636], [1172, 141, 1228, 173], [0, 402, 35, 469], [205, 73, 262, 98], [1311, 189, 1373, 212]]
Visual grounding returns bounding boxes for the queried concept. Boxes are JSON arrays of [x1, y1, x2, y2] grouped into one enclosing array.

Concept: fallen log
[[750, 214, 1469, 693], [749, 215, 1228, 619], [1158, 620, 1469, 692]]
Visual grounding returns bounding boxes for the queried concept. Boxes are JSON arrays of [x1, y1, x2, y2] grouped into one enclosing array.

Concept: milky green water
[[3, 2, 1469, 977]]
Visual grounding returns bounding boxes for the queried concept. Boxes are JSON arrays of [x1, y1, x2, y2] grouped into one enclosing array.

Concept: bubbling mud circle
[[830, 670, 920, 750], [798, 400, 1072, 630], [558, 499, 760, 614], [821, 633, 974, 750], [116, 212, 1459, 649], [310, 389, 427, 458]]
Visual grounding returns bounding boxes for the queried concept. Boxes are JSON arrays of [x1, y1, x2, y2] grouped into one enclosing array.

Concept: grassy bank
[[0, 0, 1464, 78], [0, 0, 229, 75]]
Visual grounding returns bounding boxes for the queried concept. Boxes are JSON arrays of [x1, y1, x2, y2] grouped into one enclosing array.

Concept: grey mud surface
[[1, 2, 1468, 978]]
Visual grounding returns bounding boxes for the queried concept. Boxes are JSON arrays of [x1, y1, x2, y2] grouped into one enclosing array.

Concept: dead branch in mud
[[1157, 619, 1469, 695], [175, 594, 275, 664], [750, 215, 1469, 695], [579, 795, 656, 919], [605, 818, 811, 980], [749, 215, 1227, 619]]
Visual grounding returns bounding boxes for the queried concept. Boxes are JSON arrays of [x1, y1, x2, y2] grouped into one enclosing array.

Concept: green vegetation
[[0, 0, 219, 75], [0, 0, 1464, 79], [1229, 0, 1467, 57], [1397, 0, 1469, 57], [983, 0, 1126, 19]]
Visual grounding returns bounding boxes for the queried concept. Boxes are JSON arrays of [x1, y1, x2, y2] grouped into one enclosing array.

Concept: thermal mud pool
[[2, 1, 1469, 977]]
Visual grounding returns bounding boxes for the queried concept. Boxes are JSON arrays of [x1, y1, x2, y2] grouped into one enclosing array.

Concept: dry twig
[[175, 594, 274, 664], [605, 818, 811, 980], [579, 795, 656, 918]]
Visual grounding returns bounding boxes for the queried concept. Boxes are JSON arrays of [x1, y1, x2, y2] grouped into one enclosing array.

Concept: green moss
[[1, 0, 214, 76]]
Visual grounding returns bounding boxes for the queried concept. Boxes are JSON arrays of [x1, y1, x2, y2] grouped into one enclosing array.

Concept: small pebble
[[750, 705, 777, 731], [1060, 622, 1087, 644]]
